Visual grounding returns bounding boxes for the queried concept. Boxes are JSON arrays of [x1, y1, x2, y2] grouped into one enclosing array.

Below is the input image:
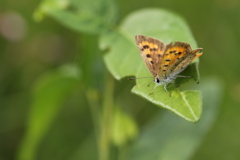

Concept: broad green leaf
[[34, 0, 118, 34], [100, 9, 203, 122], [17, 65, 81, 160], [126, 79, 222, 160]]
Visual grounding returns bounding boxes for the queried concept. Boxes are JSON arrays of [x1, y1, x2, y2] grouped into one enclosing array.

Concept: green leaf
[[111, 106, 138, 146], [126, 79, 222, 160], [100, 9, 203, 122], [17, 65, 81, 160], [34, 0, 118, 34]]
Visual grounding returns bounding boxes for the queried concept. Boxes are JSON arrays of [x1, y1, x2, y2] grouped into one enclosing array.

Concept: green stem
[[118, 144, 127, 160], [99, 74, 114, 160], [86, 89, 101, 144]]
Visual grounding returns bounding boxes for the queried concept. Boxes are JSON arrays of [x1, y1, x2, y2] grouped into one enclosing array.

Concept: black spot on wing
[[150, 48, 158, 51], [143, 45, 149, 49]]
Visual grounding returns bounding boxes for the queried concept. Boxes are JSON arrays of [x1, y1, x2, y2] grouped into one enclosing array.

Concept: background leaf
[[111, 106, 138, 147], [126, 78, 222, 160], [34, 0, 118, 34], [100, 9, 202, 122], [17, 65, 81, 160]]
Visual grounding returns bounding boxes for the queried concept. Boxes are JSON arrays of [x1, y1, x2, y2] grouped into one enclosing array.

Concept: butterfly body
[[135, 35, 203, 95]]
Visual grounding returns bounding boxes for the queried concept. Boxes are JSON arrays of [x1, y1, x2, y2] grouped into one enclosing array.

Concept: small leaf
[[17, 65, 81, 160], [111, 106, 138, 146], [100, 9, 203, 122], [126, 79, 222, 160], [34, 0, 118, 34]]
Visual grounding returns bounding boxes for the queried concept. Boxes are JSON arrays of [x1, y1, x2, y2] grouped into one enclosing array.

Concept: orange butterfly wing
[[135, 35, 166, 77], [159, 42, 202, 78]]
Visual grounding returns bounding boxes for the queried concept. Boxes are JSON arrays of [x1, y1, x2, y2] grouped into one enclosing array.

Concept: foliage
[[0, 0, 226, 160], [35, 0, 204, 121]]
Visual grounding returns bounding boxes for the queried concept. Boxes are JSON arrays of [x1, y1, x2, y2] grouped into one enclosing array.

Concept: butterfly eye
[[155, 78, 160, 83]]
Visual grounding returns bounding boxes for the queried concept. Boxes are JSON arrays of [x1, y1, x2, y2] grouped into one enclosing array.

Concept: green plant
[[16, 0, 221, 160]]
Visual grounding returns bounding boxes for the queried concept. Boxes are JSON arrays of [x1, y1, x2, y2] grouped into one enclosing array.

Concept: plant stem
[[99, 74, 114, 160], [86, 89, 101, 143]]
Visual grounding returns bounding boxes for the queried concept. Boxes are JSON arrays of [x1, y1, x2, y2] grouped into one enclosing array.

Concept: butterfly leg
[[149, 83, 161, 94], [177, 75, 193, 78], [149, 85, 157, 94], [169, 82, 179, 88], [164, 84, 171, 97], [176, 75, 199, 84]]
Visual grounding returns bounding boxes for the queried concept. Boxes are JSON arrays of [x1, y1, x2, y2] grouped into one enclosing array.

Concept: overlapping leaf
[[17, 65, 81, 160], [67, 79, 221, 160], [126, 79, 222, 160], [34, 0, 118, 34]]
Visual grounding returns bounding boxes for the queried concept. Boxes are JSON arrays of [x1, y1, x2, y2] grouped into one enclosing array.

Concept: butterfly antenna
[[128, 77, 153, 80]]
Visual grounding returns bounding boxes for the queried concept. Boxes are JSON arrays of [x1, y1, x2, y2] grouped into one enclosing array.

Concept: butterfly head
[[154, 76, 169, 86], [154, 77, 160, 83], [154, 77, 164, 85]]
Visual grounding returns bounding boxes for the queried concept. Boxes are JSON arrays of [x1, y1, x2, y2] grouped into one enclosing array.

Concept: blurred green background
[[0, 0, 240, 160]]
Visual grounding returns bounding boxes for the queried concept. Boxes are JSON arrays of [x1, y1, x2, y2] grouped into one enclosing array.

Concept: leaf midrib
[[180, 91, 197, 121]]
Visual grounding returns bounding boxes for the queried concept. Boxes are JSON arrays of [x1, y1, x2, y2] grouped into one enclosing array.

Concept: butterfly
[[133, 35, 203, 96]]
